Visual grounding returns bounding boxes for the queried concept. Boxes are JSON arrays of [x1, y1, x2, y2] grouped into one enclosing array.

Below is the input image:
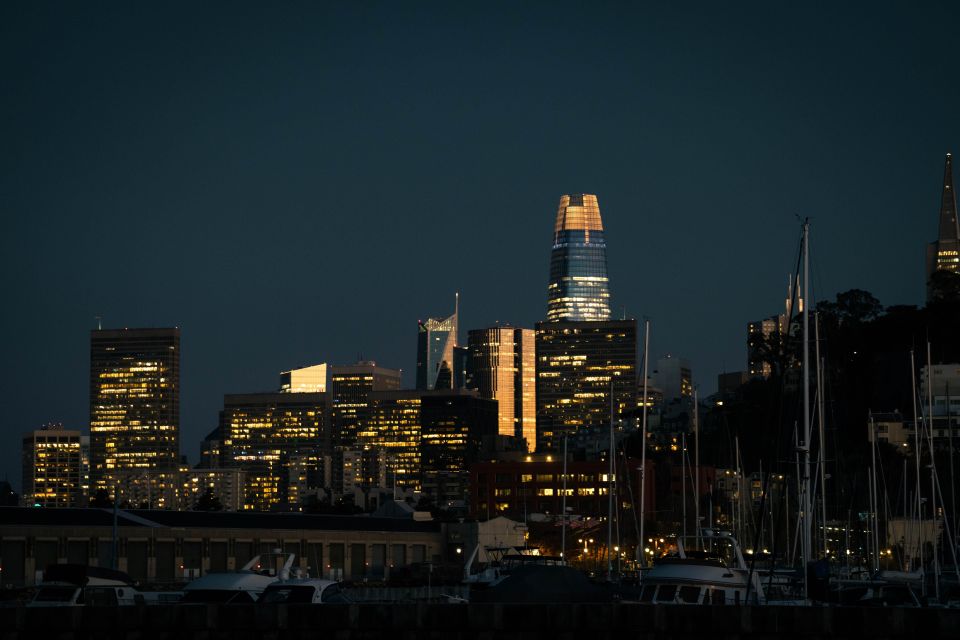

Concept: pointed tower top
[[939, 153, 959, 242]]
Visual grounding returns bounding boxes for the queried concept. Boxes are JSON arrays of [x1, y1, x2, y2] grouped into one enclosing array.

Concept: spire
[[939, 153, 960, 242]]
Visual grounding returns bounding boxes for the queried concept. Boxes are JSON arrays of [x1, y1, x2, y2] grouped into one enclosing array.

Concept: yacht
[[28, 564, 145, 607], [180, 551, 299, 604], [258, 578, 351, 604], [637, 529, 765, 605]]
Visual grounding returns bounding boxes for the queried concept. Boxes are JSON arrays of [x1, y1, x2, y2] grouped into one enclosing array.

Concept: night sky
[[3, 2, 960, 488]]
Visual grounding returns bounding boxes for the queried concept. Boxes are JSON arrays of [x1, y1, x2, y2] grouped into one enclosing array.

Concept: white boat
[[28, 564, 145, 607], [638, 529, 765, 605], [180, 551, 299, 604]]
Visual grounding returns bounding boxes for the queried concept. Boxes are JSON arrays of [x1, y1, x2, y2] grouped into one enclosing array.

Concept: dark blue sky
[[3, 2, 959, 487]]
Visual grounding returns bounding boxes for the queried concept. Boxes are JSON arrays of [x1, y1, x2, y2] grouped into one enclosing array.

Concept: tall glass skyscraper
[[416, 294, 459, 390], [546, 194, 612, 322]]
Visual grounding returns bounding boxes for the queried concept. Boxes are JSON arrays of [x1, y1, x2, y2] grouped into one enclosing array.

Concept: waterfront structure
[[280, 363, 328, 393], [21, 424, 88, 508], [330, 361, 402, 450], [653, 355, 693, 404], [89, 328, 180, 499], [546, 194, 611, 322], [416, 296, 459, 390], [467, 326, 536, 448], [535, 319, 637, 451], [420, 391, 498, 504], [219, 391, 329, 511], [927, 153, 960, 298], [0, 507, 443, 586]]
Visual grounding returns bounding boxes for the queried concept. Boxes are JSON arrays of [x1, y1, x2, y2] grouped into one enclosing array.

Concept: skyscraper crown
[[546, 193, 612, 322]]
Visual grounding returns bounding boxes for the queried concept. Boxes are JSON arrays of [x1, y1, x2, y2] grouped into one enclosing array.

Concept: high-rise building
[[416, 295, 459, 390], [535, 319, 638, 451], [89, 328, 180, 499], [467, 326, 536, 449], [420, 391, 498, 504], [330, 361, 402, 450], [358, 390, 425, 491], [21, 424, 88, 508], [546, 194, 612, 322], [927, 153, 960, 299], [219, 391, 328, 511], [280, 363, 328, 393], [653, 355, 693, 404]]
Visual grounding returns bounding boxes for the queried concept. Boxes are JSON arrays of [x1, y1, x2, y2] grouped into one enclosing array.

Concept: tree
[[929, 269, 960, 303], [89, 489, 114, 508], [833, 289, 883, 324], [195, 488, 223, 511]]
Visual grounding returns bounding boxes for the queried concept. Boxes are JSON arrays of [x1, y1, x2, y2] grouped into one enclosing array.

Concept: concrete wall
[[1, 604, 958, 639]]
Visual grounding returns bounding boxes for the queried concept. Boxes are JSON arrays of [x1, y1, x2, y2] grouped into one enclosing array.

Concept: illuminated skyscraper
[[21, 424, 87, 508], [219, 391, 328, 511], [467, 326, 536, 450], [535, 319, 637, 451], [89, 328, 180, 498], [330, 361, 402, 449], [546, 194, 611, 322], [416, 295, 459, 390], [927, 153, 960, 299]]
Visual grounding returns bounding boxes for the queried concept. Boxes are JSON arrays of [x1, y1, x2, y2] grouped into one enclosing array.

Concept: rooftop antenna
[[621, 305, 626, 321], [454, 291, 460, 346], [94, 315, 102, 330]]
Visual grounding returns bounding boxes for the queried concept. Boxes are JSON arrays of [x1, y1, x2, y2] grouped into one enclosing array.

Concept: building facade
[[546, 194, 612, 322], [330, 361, 402, 451], [21, 424, 88, 508], [467, 326, 536, 449], [219, 392, 329, 511], [420, 392, 498, 505], [280, 363, 328, 393], [89, 328, 180, 500], [535, 319, 638, 451]]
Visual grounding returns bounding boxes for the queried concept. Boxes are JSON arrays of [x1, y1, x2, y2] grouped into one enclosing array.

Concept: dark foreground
[[2, 603, 959, 640]]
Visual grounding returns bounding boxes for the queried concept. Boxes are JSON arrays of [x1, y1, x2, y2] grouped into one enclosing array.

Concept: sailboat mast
[[910, 350, 924, 582], [802, 219, 812, 599], [608, 378, 615, 581], [815, 314, 827, 557], [639, 320, 650, 568], [927, 342, 940, 601], [694, 387, 700, 542], [561, 435, 568, 565]]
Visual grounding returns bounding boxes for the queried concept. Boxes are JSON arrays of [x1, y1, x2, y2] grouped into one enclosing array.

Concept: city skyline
[[3, 3, 960, 487]]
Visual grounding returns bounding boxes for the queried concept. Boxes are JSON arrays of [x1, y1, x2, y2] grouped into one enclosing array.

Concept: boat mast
[[561, 434, 568, 565], [927, 342, 940, 601], [682, 432, 688, 540], [910, 350, 923, 581], [694, 386, 700, 543], [801, 219, 812, 601], [608, 378, 615, 581], [815, 314, 827, 558], [639, 319, 650, 568]]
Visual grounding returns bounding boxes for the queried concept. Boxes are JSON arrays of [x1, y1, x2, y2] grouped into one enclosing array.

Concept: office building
[[89, 327, 180, 499], [21, 424, 88, 508], [927, 153, 960, 299], [420, 391, 498, 504], [546, 194, 611, 322], [219, 391, 329, 511], [653, 355, 693, 404], [330, 361, 402, 450], [467, 326, 536, 449], [416, 295, 459, 390], [280, 363, 328, 393], [535, 319, 638, 451], [356, 390, 424, 491]]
